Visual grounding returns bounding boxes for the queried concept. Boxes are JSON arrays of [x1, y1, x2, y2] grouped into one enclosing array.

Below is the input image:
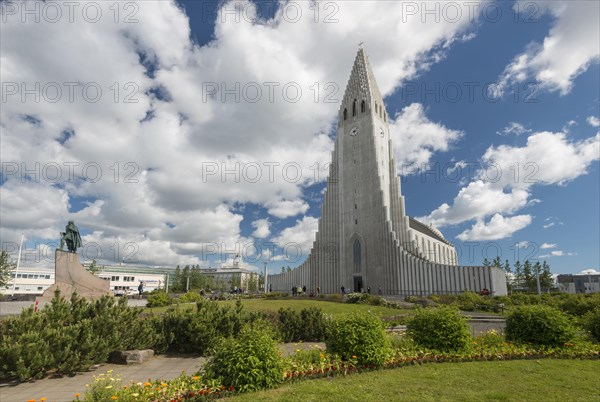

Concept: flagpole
[[11, 234, 24, 297]]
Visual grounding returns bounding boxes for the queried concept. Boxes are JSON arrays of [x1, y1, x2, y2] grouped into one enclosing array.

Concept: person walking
[[138, 281, 144, 299]]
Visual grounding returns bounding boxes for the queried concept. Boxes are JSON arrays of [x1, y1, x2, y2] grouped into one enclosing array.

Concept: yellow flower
[[111, 396, 118, 401], [105, 385, 113, 389], [192, 376, 199, 381], [161, 382, 168, 387], [132, 394, 139, 397], [40, 399, 47, 402], [144, 382, 152, 387], [352, 355, 357, 359], [320, 353, 325, 359]]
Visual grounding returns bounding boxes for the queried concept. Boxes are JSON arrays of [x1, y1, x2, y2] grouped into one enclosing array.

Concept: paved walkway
[[0, 343, 324, 402], [0, 355, 206, 402]]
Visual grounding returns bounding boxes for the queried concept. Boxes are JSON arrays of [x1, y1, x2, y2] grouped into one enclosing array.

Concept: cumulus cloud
[[272, 216, 319, 257], [421, 130, 599, 234], [498, 1, 600, 95], [390, 103, 463, 171], [539, 250, 577, 258], [496, 122, 531, 136], [540, 243, 557, 249], [0, 0, 491, 266], [251, 219, 270, 239], [456, 214, 532, 241], [587, 116, 600, 127]]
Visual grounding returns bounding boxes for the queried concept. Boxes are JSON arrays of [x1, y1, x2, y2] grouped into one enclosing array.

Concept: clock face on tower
[[350, 126, 359, 136]]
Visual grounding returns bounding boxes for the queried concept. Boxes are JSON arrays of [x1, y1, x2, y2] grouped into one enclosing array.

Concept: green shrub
[[505, 305, 575, 346], [277, 307, 327, 342], [0, 291, 158, 382], [582, 308, 600, 342], [178, 292, 204, 303], [406, 307, 471, 352], [556, 294, 600, 317], [160, 299, 247, 354], [326, 312, 389, 367], [146, 290, 173, 307], [204, 323, 284, 393], [345, 292, 372, 304]]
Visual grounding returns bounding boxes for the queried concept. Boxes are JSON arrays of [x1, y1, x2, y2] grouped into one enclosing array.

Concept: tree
[[492, 256, 502, 269], [482, 258, 491, 267], [503, 259, 512, 292], [514, 260, 523, 290], [0, 251, 16, 288], [172, 266, 182, 292], [86, 259, 101, 276], [281, 267, 285, 273], [523, 260, 535, 292], [540, 261, 554, 291]]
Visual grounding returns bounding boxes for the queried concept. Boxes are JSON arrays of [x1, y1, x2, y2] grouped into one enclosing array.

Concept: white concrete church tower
[[269, 49, 507, 296]]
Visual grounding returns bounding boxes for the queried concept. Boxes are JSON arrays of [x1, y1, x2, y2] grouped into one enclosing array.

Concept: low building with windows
[[199, 261, 259, 291], [557, 272, 600, 294], [1, 267, 55, 295]]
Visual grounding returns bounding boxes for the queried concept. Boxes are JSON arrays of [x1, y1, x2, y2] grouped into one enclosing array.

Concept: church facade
[[269, 49, 507, 296]]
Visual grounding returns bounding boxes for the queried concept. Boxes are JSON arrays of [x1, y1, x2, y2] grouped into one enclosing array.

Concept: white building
[[1, 267, 55, 295]]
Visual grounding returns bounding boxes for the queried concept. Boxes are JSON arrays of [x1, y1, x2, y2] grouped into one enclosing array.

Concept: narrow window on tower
[[353, 239, 361, 272], [355, 219, 358, 225], [361, 100, 365, 113], [354, 204, 357, 209], [384, 113, 387, 123], [375, 102, 378, 114], [343, 108, 347, 120], [352, 99, 357, 116]]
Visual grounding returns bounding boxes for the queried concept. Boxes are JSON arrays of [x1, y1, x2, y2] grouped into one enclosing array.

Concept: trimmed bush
[[406, 307, 471, 352], [178, 292, 204, 303], [326, 312, 389, 367], [582, 308, 600, 342], [204, 323, 284, 393], [146, 290, 172, 307], [278, 307, 327, 342], [506, 305, 575, 346]]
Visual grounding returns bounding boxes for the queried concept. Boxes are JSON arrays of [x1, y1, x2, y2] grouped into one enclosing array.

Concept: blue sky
[[1, 1, 598, 275]]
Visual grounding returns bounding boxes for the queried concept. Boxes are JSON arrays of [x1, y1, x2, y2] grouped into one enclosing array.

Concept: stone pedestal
[[37, 249, 111, 301], [109, 350, 155, 365]]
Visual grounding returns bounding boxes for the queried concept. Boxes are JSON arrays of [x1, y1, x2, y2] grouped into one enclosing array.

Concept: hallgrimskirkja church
[[269, 49, 507, 296]]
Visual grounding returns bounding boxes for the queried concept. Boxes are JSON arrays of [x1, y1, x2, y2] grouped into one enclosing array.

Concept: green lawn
[[145, 298, 410, 318], [224, 359, 600, 401], [219, 298, 410, 318]]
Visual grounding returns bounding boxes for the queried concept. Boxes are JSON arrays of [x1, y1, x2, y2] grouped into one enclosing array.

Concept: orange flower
[[192, 376, 199, 381], [27, 399, 36, 402], [144, 382, 152, 387], [40, 399, 47, 402], [74, 394, 81, 398], [352, 355, 357, 359], [111, 397, 118, 401]]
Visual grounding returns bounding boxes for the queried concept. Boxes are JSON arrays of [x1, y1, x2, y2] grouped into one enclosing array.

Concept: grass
[[224, 359, 600, 401], [145, 298, 411, 318], [220, 298, 410, 318]]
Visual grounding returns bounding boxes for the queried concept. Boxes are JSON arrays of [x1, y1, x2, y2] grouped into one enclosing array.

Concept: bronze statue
[[60, 221, 83, 253]]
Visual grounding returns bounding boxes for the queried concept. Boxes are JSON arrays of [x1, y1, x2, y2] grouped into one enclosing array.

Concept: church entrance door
[[353, 276, 363, 293]]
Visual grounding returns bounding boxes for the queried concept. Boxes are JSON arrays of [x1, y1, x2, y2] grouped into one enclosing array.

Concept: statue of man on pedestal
[[60, 221, 83, 253]]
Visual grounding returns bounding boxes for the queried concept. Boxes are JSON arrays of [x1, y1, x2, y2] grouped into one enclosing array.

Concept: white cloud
[[499, 1, 600, 95], [587, 116, 600, 127], [456, 214, 532, 241], [390, 103, 463, 171], [266, 199, 309, 219], [580, 269, 600, 275], [540, 243, 557, 249], [0, 0, 505, 266], [540, 250, 577, 258], [496, 122, 531, 136], [272, 216, 318, 256], [421, 130, 599, 232], [515, 241, 530, 249], [251, 219, 271, 239]]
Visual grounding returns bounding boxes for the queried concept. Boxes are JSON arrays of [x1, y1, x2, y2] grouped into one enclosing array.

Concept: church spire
[[339, 48, 387, 124]]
